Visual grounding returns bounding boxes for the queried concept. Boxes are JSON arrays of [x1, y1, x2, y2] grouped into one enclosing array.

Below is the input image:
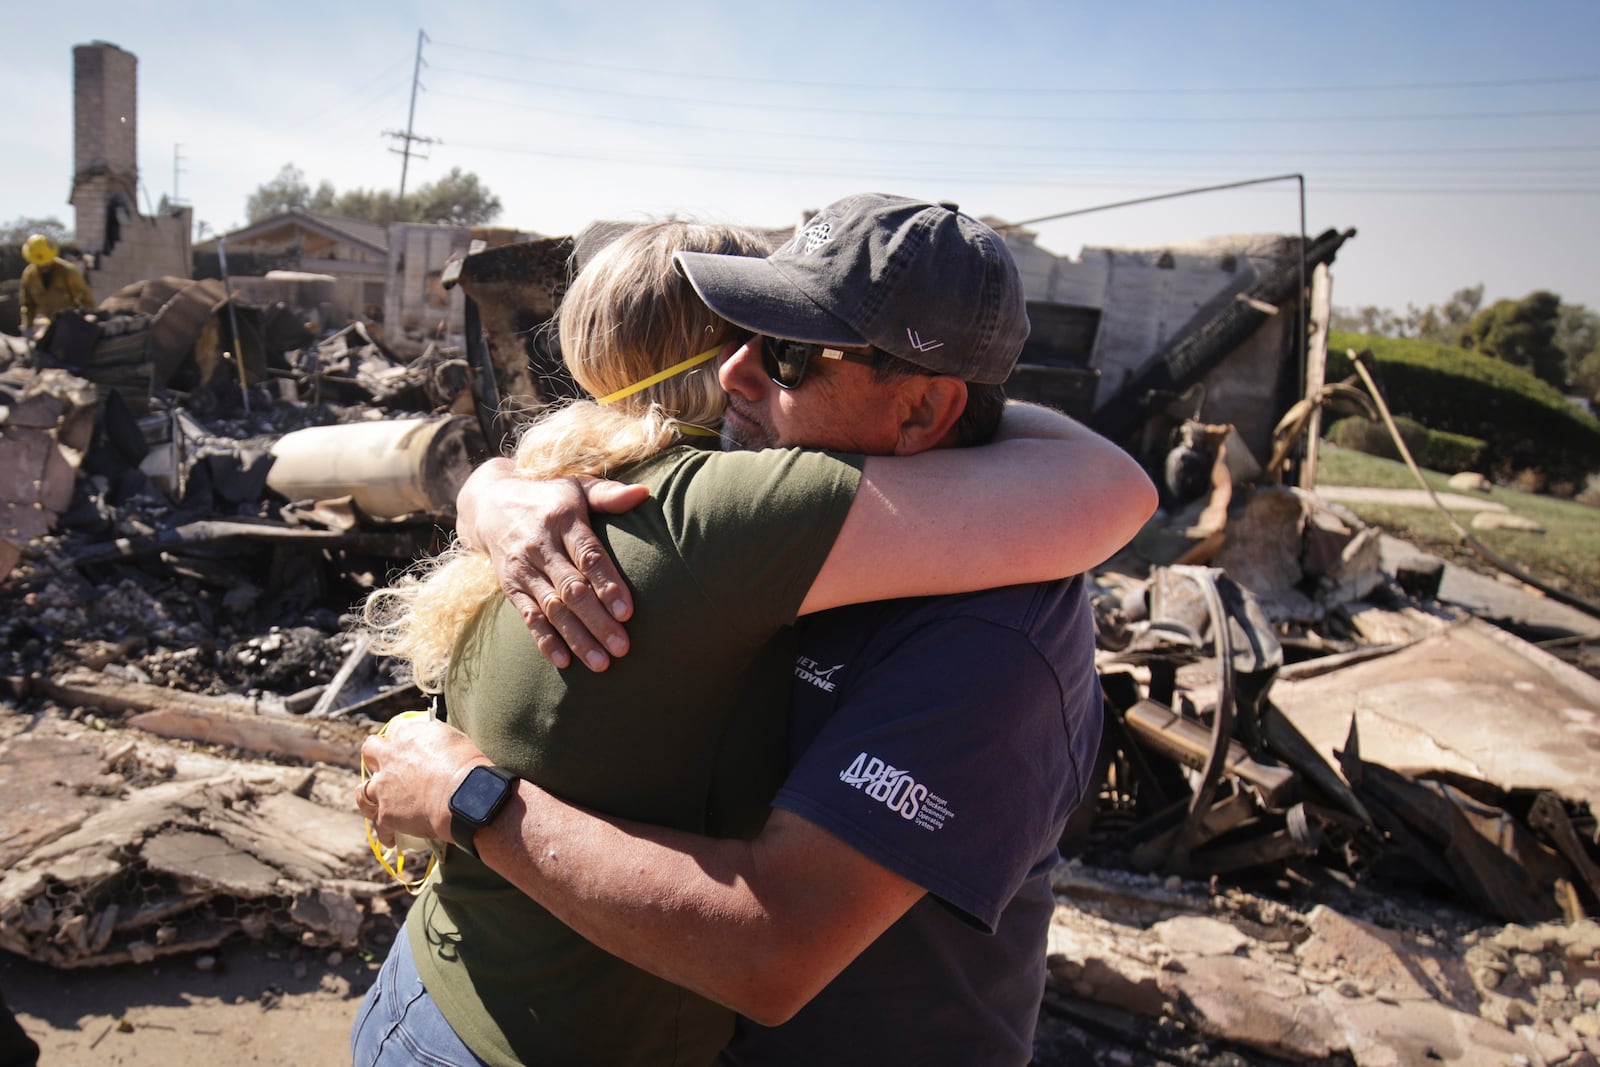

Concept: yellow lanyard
[[597, 344, 721, 405]]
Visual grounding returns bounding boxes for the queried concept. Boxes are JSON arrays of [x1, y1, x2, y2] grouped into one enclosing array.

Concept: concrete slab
[[1379, 535, 1600, 637], [1316, 486, 1508, 513], [1271, 617, 1600, 809]]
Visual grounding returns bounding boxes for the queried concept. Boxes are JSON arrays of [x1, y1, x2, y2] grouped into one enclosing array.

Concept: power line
[[441, 138, 1599, 195], [429, 66, 1600, 125], [317, 50, 418, 127], [445, 134, 1599, 181], [315, 66, 415, 137], [429, 90, 1600, 159], [428, 41, 1600, 98]]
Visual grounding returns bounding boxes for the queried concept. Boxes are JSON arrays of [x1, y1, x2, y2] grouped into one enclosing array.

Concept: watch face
[[453, 765, 511, 823]]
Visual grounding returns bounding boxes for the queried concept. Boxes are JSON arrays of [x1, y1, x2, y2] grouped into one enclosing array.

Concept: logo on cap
[[907, 329, 944, 353], [800, 221, 833, 254]]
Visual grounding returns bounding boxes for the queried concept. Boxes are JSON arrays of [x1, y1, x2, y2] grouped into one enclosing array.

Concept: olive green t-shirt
[[410, 444, 864, 1066]]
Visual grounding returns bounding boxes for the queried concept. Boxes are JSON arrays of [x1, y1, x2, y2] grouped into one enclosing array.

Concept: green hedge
[[1327, 413, 1427, 462], [1426, 430, 1487, 474], [1325, 415, 1486, 474], [1328, 332, 1600, 484]]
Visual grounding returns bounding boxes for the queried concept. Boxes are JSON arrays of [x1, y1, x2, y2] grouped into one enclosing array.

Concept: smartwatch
[[448, 764, 520, 858]]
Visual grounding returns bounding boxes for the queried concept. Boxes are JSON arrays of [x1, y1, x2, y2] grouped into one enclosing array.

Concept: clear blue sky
[[6, 0, 1597, 313]]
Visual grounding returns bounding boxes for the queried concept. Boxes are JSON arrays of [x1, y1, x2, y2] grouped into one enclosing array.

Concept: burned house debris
[[3, 200, 1600, 1065], [0, 284, 481, 972]]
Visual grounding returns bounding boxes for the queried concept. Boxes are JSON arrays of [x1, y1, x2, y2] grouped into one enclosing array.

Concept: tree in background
[[1558, 303, 1600, 402], [1574, 349, 1600, 404], [1561, 303, 1600, 404], [408, 169, 501, 227], [1416, 285, 1484, 344], [245, 164, 332, 221], [1459, 290, 1568, 389], [1330, 304, 1407, 337], [1, 216, 73, 247], [320, 187, 404, 226], [244, 164, 501, 227], [1330, 285, 1598, 399], [1330, 284, 1482, 344]]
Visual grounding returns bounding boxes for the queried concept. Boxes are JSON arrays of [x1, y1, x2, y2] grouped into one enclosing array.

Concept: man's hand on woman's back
[[455, 459, 649, 671]]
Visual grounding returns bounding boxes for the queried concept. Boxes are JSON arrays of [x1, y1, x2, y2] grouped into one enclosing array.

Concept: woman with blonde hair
[[353, 218, 1153, 1066], [363, 220, 771, 695]]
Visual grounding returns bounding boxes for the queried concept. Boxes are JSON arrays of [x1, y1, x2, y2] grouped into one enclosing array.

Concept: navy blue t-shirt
[[721, 576, 1103, 1066]]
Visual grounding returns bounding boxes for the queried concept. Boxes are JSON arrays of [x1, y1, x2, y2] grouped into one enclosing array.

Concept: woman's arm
[[800, 401, 1155, 613], [456, 402, 1156, 668]]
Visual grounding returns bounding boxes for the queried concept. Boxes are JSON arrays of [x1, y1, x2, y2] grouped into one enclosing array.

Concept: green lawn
[[1314, 445, 1600, 604]]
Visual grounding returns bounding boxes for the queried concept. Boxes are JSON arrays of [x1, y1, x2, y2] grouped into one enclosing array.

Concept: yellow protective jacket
[[20, 260, 96, 325]]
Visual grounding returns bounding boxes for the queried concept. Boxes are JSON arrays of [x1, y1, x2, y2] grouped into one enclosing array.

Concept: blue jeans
[[350, 927, 490, 1066]]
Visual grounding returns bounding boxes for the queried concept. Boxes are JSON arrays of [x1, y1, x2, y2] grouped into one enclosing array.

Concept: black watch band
[[448, 764, 519, 859]]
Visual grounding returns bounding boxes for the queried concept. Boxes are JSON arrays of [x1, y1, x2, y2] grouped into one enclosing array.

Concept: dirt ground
[[4, 936, 384, 1065]]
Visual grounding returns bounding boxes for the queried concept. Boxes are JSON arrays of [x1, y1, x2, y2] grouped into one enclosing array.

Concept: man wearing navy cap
[[362, 193, 1154, 1064]]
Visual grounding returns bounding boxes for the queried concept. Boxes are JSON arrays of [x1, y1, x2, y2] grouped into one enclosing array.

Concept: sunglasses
[[755, 335, 883, 390]]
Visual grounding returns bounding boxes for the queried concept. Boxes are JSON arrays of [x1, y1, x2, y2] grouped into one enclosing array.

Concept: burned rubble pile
[[1039, 865, 1600, 1066], [1, 284, 491, 971], [1039, 473, 1600, 1065], [2, 248, 1599, 1064]]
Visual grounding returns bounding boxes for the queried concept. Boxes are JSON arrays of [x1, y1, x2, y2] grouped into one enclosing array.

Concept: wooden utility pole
[[386, 29, 437, 199]]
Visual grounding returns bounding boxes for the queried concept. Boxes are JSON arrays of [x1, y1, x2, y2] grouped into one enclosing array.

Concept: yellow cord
[[597, 344, 721, 405], [365, 817, 435, 893], [362, 709, 439, 894]]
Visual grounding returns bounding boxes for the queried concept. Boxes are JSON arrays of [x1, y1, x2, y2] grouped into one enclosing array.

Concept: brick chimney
[[70, 41, 139, 258], [65, 41, 190, 295]]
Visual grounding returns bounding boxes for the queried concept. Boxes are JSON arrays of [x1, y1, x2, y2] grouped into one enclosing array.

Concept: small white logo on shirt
[[795, 657, 843, 692], [839, 752, 952, 830]]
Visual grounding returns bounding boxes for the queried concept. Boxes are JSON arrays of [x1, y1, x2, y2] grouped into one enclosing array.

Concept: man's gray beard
[[719, 404, 771, 452], [720, 426, 760, 452]]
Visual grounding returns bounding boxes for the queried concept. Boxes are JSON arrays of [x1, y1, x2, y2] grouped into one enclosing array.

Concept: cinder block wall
[[89, 210, 193, 298], [386, 223, 469, 339]]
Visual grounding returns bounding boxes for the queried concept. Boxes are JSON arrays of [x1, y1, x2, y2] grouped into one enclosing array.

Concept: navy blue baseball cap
[[674, 193, 1029, 385]]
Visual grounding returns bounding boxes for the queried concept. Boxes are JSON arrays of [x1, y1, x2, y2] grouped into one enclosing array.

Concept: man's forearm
[[473, 783, 922, 1026], [361, 717, 918, 1024]]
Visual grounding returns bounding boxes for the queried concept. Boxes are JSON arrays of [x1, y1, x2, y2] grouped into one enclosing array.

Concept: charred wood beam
[[1129, 790, 1259, 873], [317, 682, 425, 724], [1039, 989, 1310, 1067], [1258, 701, 1373, 827], [306, 633, 373, 720], [1123, 701, 1295, 809], [1526, 793, 1600, 912], [60, 519, 433, 567], [1183, 803, 1323, 877], [37, 669, 367, 769]]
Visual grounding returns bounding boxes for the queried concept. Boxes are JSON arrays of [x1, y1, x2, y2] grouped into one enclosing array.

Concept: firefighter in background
[[18, 234, 95, 336]]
